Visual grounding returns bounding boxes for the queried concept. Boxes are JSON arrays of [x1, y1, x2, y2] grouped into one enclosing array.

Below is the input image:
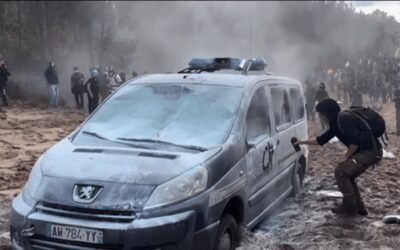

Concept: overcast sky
[[351, 1, 400, 22]]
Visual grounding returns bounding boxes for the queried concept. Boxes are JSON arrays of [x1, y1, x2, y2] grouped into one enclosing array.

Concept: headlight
[[144, 166, 208, 210], [22, 156, 44, 206]]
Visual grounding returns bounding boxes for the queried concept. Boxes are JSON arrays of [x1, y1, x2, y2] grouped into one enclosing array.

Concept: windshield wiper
[[81, 131, 154, 150], [82, 131, 109, 140], [116, 137, 208, 152]]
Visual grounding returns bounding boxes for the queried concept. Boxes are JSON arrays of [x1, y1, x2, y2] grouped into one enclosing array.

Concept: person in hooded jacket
[[315, 82, 329, 103], [70, 66, 85, 109], [295, 98, 383, 217], [0, 61, 11, 107], [44, 62, 59, 108]]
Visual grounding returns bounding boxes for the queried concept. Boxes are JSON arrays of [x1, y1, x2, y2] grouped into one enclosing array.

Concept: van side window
[[271, 87, 292, 128], [289, 87, 305, 122], [246, 87, 271, 141]]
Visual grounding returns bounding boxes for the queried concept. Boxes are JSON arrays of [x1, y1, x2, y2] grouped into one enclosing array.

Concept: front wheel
[[213, 214, 240, 250]]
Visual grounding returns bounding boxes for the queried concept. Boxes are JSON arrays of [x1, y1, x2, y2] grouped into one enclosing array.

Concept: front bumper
[[10, 194, 218, 250]]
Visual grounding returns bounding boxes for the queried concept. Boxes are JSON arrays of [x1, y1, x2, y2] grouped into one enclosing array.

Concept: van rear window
[[271, 87, 292, 128], [289, 87, 305, 122]]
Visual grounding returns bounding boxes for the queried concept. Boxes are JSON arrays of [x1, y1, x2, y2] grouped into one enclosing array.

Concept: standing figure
[[0, 61, 11, 107], [394, 85, 400, 135], [97, 66, 109, 102], [70, 66, 85, 109], [85, 69, 100, 114], [44, 62, 59, 108], [315, 82, 330, 130]]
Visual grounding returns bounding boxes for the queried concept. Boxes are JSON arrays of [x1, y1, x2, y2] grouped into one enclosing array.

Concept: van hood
[[41, 138, 221, 186]]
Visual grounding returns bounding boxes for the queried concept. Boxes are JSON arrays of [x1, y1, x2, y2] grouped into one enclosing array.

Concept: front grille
[[30, 235, 123, 250], [36, 202, 136, 223]]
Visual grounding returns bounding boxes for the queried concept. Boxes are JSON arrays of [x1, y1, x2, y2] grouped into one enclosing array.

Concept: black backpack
[[72, 72, 84, 86], [346, 106, 388, 145]]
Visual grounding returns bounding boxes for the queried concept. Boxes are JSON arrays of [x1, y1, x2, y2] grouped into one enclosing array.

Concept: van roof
[[130, 73, 301, 88]]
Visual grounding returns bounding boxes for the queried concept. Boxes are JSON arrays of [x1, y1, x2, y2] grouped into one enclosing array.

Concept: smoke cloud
[[8, 1, 395, 106]]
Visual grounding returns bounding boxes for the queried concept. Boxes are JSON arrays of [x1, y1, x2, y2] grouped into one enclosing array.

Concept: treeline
[[0, 1, 136, 73], [274, 1, 400, 72], [0, 1, 399, 79]]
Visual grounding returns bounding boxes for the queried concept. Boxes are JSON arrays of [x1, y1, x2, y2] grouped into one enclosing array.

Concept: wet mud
[[1, 102, 399, 250]]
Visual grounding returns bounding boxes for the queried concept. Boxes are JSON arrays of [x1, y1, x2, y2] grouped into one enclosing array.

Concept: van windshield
[[73, 83, 243, 149]]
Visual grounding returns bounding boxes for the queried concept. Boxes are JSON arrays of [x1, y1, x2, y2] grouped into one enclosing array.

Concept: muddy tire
[[291, 169, 302, 197], [213, 214, 240, 250]]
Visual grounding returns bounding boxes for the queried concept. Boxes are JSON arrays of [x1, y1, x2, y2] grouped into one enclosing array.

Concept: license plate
[[49, 224, 103, 244]]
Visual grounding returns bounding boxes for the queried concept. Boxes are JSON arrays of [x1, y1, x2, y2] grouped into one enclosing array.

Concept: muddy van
[[10, 57, 308, 250]]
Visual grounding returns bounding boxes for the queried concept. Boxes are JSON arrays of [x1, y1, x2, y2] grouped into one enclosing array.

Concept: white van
[[11, 57, 308, 250]]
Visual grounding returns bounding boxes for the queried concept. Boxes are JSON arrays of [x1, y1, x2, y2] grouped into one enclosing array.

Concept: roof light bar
[[249, 57, 268, 71], [184, 57, 267, 74], [188, 57, 246, 71]]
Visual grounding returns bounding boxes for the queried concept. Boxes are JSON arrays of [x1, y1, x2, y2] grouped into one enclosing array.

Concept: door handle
[[268, 143, 275, 153]]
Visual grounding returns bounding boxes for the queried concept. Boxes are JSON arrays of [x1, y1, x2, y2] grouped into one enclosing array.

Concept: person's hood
[[315, 98, 341, 122]]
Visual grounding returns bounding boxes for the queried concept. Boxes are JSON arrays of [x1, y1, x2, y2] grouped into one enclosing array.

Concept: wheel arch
[[221, 196, 245, 225]]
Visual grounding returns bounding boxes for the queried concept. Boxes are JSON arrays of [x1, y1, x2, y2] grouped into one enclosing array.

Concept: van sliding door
[[245, 85, 280, 226]]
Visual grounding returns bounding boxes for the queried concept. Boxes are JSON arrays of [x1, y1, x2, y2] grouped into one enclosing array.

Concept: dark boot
[[352, 180, 368, 216], [356, 201, 368, 216], [331, 198, 357, 216]]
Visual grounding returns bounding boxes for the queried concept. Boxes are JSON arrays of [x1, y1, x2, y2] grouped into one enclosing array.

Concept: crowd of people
[[0, 56, 141, 114], [2, 53, 400, 123], [304, 53, 400, 135], [44, 62, 139, 114]]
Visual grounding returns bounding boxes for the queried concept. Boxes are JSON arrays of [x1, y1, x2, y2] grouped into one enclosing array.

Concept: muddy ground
[[0, 101, 399, 250]]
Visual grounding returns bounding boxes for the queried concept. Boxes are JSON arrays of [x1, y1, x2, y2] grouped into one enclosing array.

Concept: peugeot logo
[[73, 184, 103, 204]]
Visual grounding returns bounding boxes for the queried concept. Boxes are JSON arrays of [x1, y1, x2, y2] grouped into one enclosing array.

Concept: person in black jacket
[[85, 69, 100, 114], [44, 62, 59, 108], [315, 82, 329, 103], [295, 98, 383, 216], [0, 61, 11, 107], [70, 66, 85, 109]]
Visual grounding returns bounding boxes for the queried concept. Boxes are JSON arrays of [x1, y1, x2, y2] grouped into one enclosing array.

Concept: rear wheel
[[213, 214, 240, 250]]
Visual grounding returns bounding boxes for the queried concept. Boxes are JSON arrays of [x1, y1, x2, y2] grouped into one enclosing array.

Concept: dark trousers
[[87, 94, 99, 114], [334, 148, 382, 208], [0, 84, 8, 106], [73, 90, 84, 109]]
